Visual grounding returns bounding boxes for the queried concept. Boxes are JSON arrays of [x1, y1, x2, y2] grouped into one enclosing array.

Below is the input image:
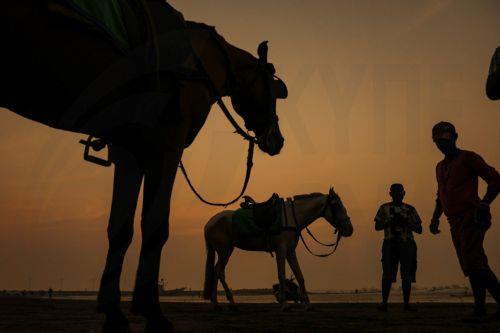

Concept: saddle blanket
[[65, 0, 130, 48], [232, 208, 281, 237], [45, 0, 196, 137]]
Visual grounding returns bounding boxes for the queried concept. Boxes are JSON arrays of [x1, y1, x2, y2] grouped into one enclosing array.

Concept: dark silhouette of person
[[487, 47, 500, 100], [375, 183, 422, 312], [48, 288, 53, 299], [430, 121, 500, 322]]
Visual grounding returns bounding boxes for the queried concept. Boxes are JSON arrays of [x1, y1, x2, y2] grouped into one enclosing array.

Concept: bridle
[[79, 24, 284, 207], [291, 193, 349, 258], [179, 26, 284, 207]]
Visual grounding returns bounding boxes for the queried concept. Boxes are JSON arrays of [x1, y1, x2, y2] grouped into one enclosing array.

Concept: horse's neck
[[289, 197, 326, 230], [188, 27, 255, 98]]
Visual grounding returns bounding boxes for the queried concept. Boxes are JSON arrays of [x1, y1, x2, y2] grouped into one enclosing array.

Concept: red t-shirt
[[436, 150, 500, 222]]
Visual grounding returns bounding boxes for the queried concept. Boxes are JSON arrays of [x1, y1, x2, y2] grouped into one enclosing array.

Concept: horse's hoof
[[101, 309, 130, 333], [144, 315, 174, 333], [102, 318, 130, 333]]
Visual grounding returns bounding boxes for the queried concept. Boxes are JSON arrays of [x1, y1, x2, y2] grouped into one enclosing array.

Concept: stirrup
[[79, 136, 112, 167]]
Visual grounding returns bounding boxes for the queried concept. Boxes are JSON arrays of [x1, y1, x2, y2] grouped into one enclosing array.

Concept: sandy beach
[[1, 297, 499, 333]]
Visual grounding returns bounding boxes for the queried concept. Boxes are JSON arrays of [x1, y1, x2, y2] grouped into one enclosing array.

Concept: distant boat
[[158, 278, 187, 296], [160, 287, 187, 296]]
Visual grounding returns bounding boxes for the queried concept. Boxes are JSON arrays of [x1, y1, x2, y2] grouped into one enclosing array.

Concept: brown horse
[[487, 47, 500, 100], [0, 1, 287, 332], [203, 188, 353, 312]]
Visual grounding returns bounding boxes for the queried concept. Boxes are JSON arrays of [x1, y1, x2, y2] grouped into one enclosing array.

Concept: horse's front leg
[[98, 145, 144, 332], [275, 247, 291, 312], [286, 251, 311, 310], [131, 148, 183, 331]]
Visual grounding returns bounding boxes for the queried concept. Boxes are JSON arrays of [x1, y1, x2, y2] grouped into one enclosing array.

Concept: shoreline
[[1, 297, 499, 332]]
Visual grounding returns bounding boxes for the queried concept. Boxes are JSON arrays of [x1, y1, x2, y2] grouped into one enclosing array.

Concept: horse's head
[[230, 41, 287, 156], [322, 187, 353, 238]]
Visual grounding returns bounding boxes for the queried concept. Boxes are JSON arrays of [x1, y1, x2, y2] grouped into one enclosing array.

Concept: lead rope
[[179, 140, 255, 207], [177, 34, 258, 207]]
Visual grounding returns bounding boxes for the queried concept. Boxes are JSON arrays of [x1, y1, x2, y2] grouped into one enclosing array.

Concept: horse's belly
[[235, 236, 274, 252]]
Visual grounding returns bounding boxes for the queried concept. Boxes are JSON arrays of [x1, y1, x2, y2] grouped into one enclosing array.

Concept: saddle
[[240, 193, 281, 230]]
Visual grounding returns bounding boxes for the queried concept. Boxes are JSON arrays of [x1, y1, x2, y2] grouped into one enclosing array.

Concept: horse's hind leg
[[98, 145, 143, 331], [286, 251, 311, 309], [276, 247, 291, 312], [217, 248, 237, 310]]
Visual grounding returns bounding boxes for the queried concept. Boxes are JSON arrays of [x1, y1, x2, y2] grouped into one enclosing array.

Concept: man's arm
[[482, 186, 499, 206], [409, 207, 423, 234], [430, 198, 443, 234], [467, 152, 500, 205]]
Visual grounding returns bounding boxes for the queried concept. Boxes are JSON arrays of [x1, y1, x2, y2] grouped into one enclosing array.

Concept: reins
[[178, 140, 255, 207], [289, 198, 341, 258], [177, 27, 258, 207]]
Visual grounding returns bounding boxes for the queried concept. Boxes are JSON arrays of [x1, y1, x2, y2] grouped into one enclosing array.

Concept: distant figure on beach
[[374, 183, 422, 312], [430, 121, 500, 322], [48, 288, 53, 299]]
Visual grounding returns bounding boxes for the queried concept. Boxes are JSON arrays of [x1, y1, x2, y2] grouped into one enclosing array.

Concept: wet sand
[[1, 297, 499, 332]]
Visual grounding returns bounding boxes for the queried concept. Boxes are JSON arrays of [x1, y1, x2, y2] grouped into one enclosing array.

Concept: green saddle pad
[[232, 208, 281, 237], [69, 0, 130, 48]]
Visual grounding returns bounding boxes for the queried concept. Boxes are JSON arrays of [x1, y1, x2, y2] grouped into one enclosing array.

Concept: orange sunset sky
[[0, 0, 499, 292]]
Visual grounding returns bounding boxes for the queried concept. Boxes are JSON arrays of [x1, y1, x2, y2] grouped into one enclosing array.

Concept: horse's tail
[[203, 237, 216, 300]]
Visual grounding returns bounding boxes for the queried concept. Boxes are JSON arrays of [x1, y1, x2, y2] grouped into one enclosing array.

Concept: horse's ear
[[258, 41, 269, 63], [329, 187, 334, 195], [272, 78, 288, 99]]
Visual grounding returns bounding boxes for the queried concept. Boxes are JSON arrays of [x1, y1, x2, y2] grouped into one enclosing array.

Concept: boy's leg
[[401, 240, 417, 311], [379, 240, 397, 311], [380, 278, 392, 311]]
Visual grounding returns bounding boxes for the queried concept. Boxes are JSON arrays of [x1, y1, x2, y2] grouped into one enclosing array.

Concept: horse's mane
[[186, 21, 216, 32], [186, 21, 256, 67], [293, 193, 325, 201]]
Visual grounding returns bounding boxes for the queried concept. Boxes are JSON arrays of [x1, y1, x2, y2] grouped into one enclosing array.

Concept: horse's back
[[205, 211, 234, 233], [204, 211, 236, 248]]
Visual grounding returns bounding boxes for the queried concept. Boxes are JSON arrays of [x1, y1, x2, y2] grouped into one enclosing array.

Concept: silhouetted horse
[[203, 188, 353, 311], [0, 1, 287, 331]]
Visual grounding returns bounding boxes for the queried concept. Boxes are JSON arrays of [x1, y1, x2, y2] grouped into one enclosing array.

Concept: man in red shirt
[[430, 122, 500, 321]]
